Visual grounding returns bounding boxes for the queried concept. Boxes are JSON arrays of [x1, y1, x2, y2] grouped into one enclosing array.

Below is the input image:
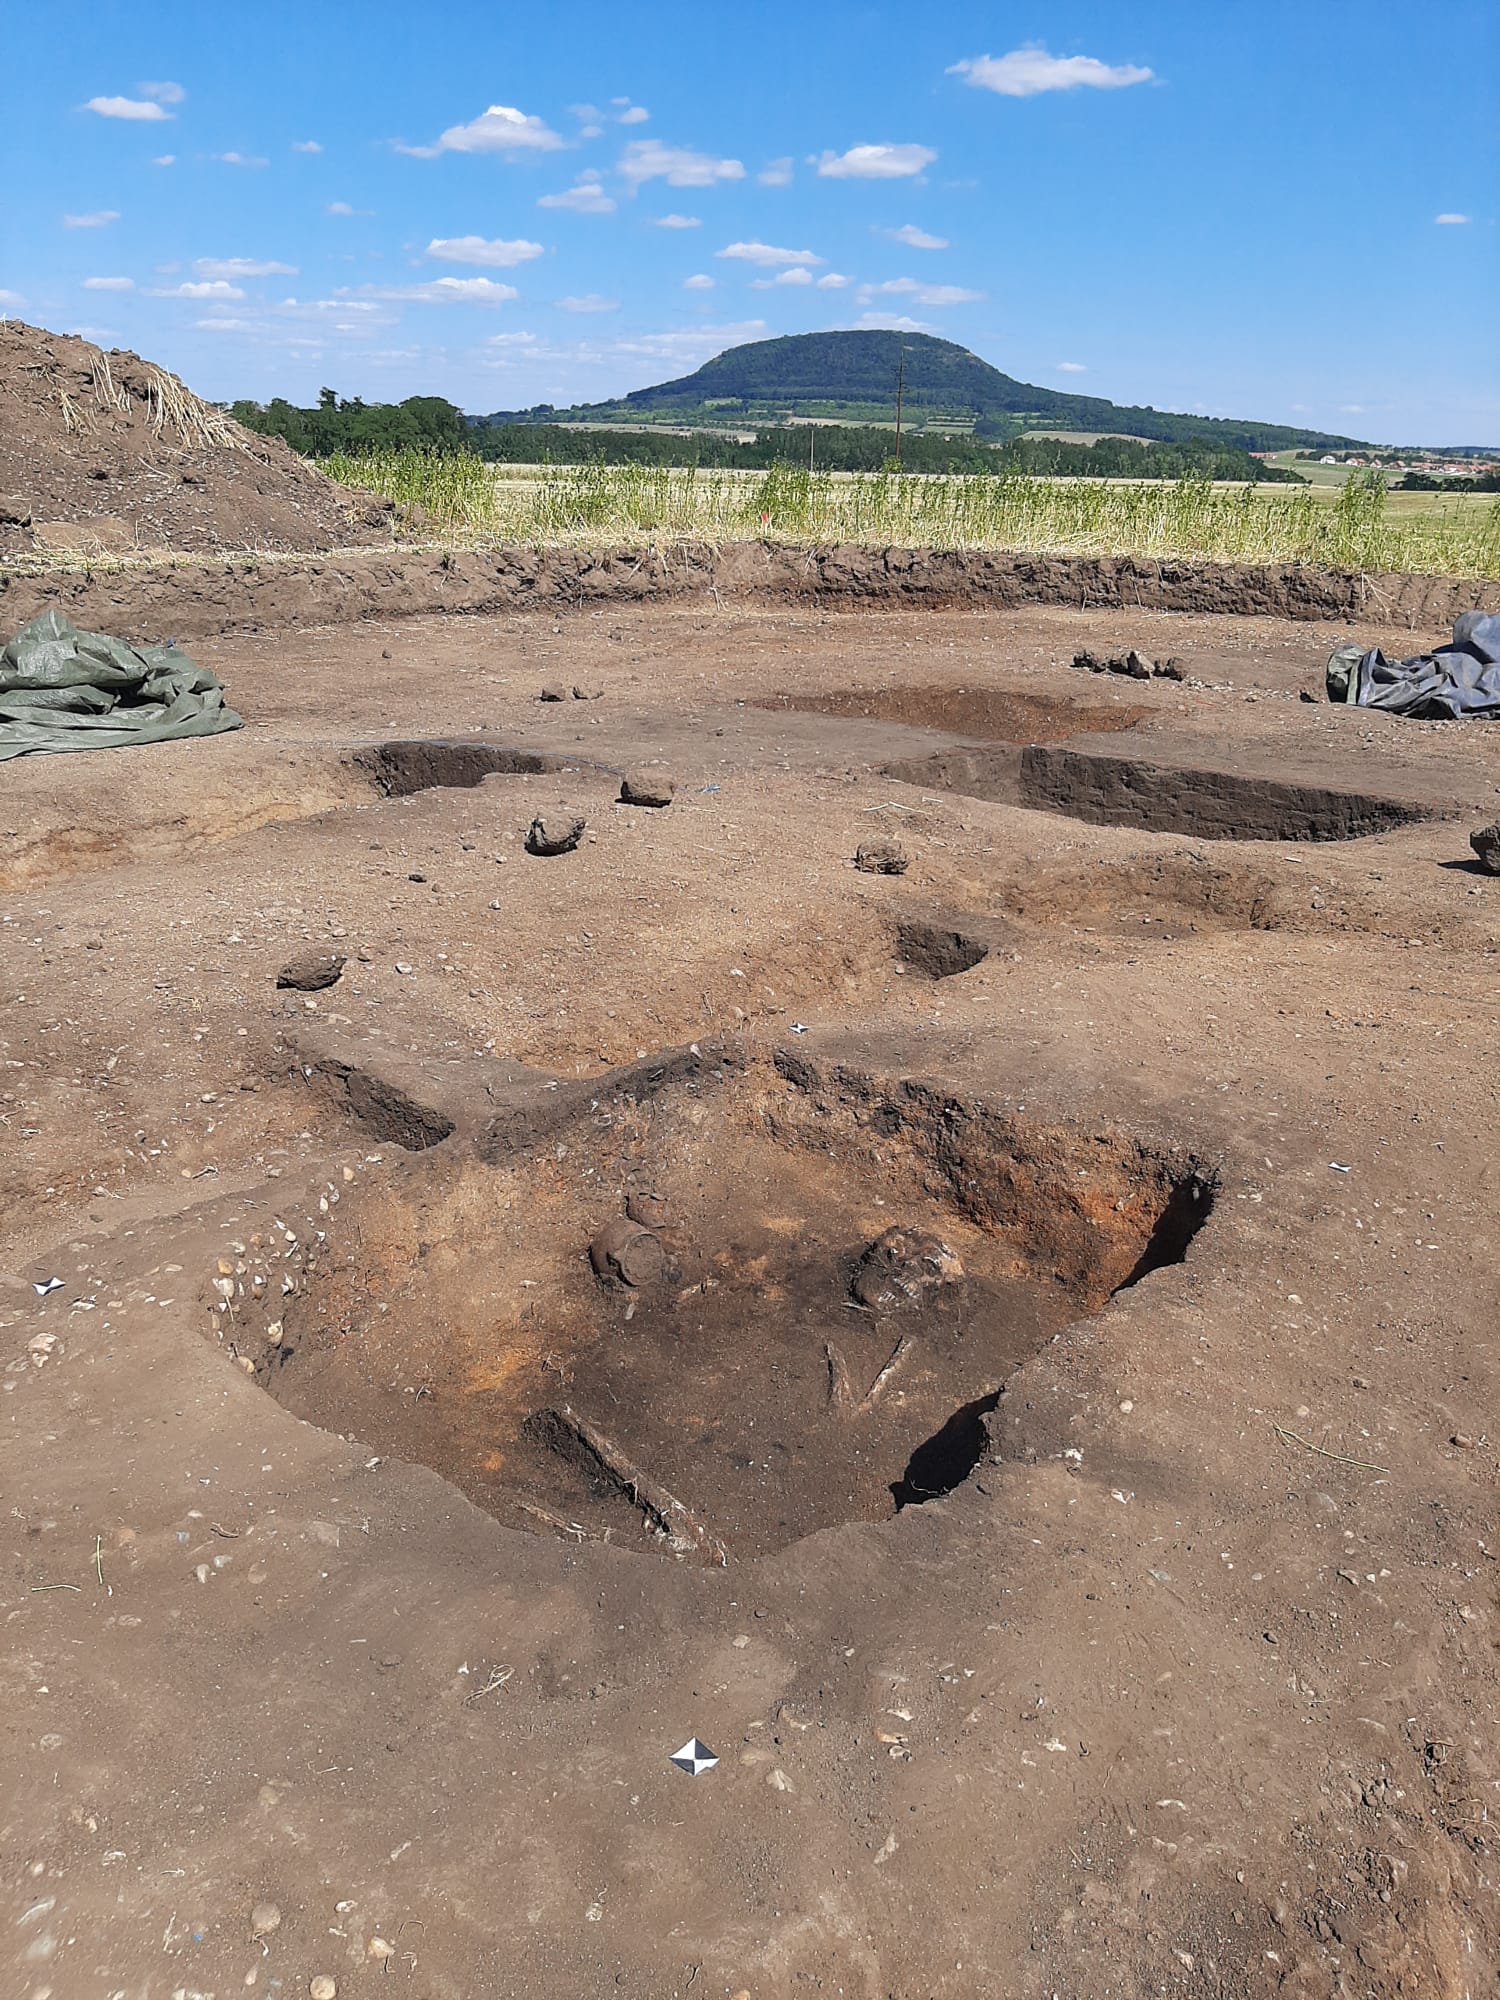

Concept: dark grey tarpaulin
[[0, 609, 242, 761], [1327, 610, 1500, 720]]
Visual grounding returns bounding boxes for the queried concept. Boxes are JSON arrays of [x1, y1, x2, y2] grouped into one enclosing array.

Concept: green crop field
[[317, 449, 1500, 580]]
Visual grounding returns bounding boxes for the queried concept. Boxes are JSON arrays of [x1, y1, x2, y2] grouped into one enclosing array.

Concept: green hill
[[478, 330, 1363, 453]]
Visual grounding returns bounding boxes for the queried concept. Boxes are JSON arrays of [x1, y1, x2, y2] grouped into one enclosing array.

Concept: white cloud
[[752, 267, 814, 289], [487, 330, 539, 348], [610, 319, 767, 364], [152, 154, 175, 167], [83, 276, 135, 291], [618, 139, 745, 189], [618, 105, 650, 125], [815, 143, 935, 180], [556, 294, 620, 312], [854, 310, 933, 333], [346, 277, 520, 304], [653, 212, 701, 228], [63, 210, 120, 229], [683, 273, 714, 290], [292, 139, 323, 154], [880, 223, 947, 250], [0, 289, 27, 308], [758, 157, 794, 186], [194, 257, 298, 278], [1056, 360, 1087, 372], [1434, 212, 1471, 225], [426, 234, 544, 268], [538, 173, 616, 214], [138, 81, 185, 104], [327, 201, 358, 216], [214, 152, 269, 168], [717, 240, 823, 268], [579, 124, 603, 139], [860, 277, 982, 305], [398, 103, 564, 158], [949, 48, 1154, 96], [149, 280, 246, 299], [84, 95, 171, 121], [816, 272, 850, 289]]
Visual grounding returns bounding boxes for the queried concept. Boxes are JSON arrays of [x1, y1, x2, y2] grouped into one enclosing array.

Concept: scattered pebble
[[309, 1978, 337, 2000], [250, 1901, 281, 1938]]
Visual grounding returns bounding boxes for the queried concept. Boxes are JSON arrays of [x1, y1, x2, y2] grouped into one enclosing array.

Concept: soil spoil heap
[[0, 320, 392, 558]]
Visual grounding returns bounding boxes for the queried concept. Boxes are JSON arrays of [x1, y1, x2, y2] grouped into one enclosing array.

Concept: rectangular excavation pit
[[352, 739, 580, 796], [885, 743, 1443, 842], [229, 1049, 1213, 1563]]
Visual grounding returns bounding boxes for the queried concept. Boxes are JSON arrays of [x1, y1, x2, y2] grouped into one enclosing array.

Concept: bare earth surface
[[2, 593, 1498, 2000]]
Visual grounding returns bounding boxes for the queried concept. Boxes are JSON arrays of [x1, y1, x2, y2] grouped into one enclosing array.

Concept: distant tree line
[[230, 388, 466, 455], [1394, 467, 1500, 492], [232, 391, 1304, 483]]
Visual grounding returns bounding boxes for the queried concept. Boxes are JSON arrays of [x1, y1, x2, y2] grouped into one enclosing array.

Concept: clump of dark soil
[[0, 320, 393, 557]]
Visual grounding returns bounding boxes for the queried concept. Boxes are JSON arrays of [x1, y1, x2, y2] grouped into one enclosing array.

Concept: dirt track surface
[[3, 593, 1498, 2000]]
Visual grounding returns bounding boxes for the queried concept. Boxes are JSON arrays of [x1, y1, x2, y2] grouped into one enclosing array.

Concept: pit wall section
[[2, 541, 1494, 642]]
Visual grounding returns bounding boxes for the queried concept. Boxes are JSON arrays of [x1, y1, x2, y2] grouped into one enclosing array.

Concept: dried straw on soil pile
[[0, 320, 393, 558]]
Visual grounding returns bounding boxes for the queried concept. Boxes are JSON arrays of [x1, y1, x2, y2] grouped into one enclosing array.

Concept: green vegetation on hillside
[[477, 331, 1363, 454]]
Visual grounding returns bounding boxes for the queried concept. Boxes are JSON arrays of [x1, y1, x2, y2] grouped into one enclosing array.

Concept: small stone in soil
[[1469, 823, 1500, 875], [276, 954, 345, 992], [250, 1901, 282, 1937], [855, 840, 908, 876], [572, 685, 603, 700], [309, 1979, 337, 2000], [538, 685, 569, 703], [620, 773, 675, 808], [526, 814, 586, 857]]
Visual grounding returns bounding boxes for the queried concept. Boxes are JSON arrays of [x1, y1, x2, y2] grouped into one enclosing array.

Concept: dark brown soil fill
[[887, 741, 1443, 841], [235, 1052, 1211, 1563], [352, 739, 565, 795], [757, 682, 1145, 741], [0, 320, 393, 557]]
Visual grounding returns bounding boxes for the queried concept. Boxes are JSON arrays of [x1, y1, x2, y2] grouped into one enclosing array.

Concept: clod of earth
[[626, 1191, 672, 1231], [620, 773, 676, 808], [590, 1216, 669, 1289], [851, 1225, 965, 1311], [276, 953, 346, 993], [538, 685, 569, 702], [856, 840, 909, 875], [526, 814, 586, 857], [573, 685, 603, 700], [0, 495, 32, 527], [1470, 823, 1500, 874]]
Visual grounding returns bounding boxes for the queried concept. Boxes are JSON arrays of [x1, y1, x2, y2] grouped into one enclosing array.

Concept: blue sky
[[3, 0, 1496, 442]]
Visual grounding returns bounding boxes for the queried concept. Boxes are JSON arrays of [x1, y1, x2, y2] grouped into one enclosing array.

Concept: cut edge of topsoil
[[3, 540, 1495, 643]]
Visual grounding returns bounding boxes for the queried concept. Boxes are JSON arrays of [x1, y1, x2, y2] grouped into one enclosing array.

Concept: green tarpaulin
[[0, 609, 242, 760]]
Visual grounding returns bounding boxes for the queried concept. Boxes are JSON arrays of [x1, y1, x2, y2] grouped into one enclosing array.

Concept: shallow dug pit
[[758, 684, 1146, 743], [352, 739, 604, 797], [235, 1048, 1212, 1563], [886, 743, 1442, 842]]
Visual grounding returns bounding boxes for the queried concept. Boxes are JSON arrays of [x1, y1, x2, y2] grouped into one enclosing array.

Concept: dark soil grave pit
[[228, 1052, 1211, 1564]]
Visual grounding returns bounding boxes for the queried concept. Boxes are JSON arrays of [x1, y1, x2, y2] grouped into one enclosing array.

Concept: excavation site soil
[[4, 572, 1499, 2000]]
